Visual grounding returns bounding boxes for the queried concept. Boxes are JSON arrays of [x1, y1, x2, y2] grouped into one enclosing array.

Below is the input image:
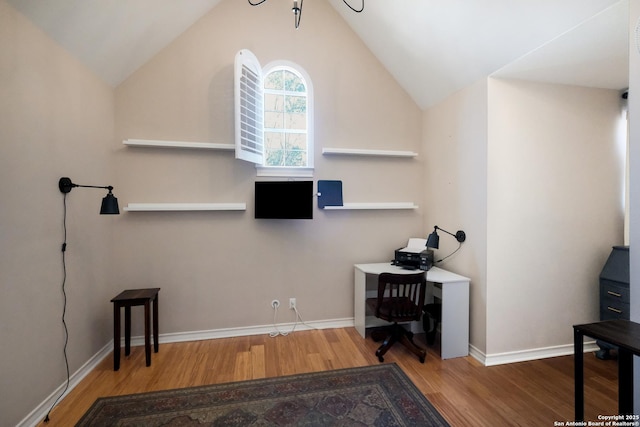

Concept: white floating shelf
[[323, 202, 418, 210], [123, 139, 234, 151], [124, 203, 246, 212], [322, 148, 418, 158]]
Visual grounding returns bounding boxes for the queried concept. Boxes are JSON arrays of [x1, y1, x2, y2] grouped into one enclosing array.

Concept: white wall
[[487, 80, 624, 356]]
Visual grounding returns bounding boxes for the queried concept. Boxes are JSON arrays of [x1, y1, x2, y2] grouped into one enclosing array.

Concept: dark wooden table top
[[111, 288, 160, 303], [574, 319, 640, 354]]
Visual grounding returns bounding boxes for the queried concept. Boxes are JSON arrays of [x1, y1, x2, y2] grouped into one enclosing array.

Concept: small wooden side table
[[111, 288, 160, 371]]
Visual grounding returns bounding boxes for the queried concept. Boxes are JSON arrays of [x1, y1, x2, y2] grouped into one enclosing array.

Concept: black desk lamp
[[58, 177, 119, 214], [426, 225, 466, 249], [426, 225, 466, 263]]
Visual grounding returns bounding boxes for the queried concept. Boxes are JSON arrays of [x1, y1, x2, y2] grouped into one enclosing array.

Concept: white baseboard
[[17, 341, 113, 427], [141, 317, 354, 346], [469, 340, 600, 366], [17, 317, 354, 427]]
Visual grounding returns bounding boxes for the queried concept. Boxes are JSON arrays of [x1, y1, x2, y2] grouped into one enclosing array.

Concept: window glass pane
[[284, 70, 304, 92], [262, 66, 310, 169], [265, 131, 284, 150], [264, 93, 283, 112], [264, 111, 284, 129], [264, 70, 284, 90], [266, 149, 284, 166], [285, 95, 305, 130], [265, 131, 284, 166], [284, 134, 306, 166], [264, 93, 284, 129], [286, 111, 306, 130], [285, 95, 305, 113], [287, 133, 306, 152], [264, 132, 307, 167], [285, 152, 305, 166]]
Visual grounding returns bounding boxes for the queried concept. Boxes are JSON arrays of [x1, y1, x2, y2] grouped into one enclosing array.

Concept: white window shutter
[[234, 49, 264, 164]]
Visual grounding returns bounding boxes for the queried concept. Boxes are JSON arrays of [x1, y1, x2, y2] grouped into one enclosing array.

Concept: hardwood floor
[[39, 327, 618, 426]]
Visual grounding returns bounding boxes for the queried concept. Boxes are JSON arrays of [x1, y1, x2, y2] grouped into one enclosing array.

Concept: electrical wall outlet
[[289, 298, 296, 309], [271, 299, 280, 309]]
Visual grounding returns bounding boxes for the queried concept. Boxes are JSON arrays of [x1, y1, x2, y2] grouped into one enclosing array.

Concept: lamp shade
[[100, 192, 120, 215], [426, 231, 439, 249]]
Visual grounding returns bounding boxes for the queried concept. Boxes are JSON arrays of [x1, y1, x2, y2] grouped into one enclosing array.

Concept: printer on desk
[[393, 238, 434, 270]]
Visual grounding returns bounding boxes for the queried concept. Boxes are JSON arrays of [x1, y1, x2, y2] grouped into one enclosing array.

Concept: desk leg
[[574, 329, 584, 421], [440, 280, 469, 359], [113, 303, 120, 371], [354, 269, 366, 338], [619, 348, 634, 415], [144, 300, 151, 367], [153, 295, 159, 353], [124, 305, 131, 356]]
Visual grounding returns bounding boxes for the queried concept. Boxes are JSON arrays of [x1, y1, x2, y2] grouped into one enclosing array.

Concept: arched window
[[235, 51, 314, 177]]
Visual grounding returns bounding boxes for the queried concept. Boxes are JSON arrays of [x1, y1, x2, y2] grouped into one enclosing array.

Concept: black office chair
[[368, 272, 427, 363]]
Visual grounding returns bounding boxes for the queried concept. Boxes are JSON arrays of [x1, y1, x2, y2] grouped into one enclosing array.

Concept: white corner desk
[[354, 263, 470, 359]]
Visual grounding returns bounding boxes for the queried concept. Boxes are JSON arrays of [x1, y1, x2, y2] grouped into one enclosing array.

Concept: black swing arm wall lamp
[[425, 225, 466, 264], [58, 177, 120, 214], [426, 225, 466, 250], [46, 178, 119, 422]]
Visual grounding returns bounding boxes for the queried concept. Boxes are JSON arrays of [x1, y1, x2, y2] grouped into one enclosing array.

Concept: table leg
[[144, 300, 151, 367], [618, 347, 634, 414], [574, 329, 584, 421], [124, 305, 131, 356], [354, 270, 366, 338], [113, 303, 120, 371], [153, 295, 159, 353]]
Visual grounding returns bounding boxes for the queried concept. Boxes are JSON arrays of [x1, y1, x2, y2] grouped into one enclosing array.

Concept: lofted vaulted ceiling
[[7, 0, 629, 109]]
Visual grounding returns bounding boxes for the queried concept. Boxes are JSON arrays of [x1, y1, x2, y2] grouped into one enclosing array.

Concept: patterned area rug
[[77, 363, 449, 426]]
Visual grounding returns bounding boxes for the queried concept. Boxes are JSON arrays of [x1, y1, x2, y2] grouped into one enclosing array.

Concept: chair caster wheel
[[419, 356, 425, 363], [378, 355, 384, 363]]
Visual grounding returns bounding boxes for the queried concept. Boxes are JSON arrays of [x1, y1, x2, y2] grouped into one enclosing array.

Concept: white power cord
[[269, 304, 316, 337]]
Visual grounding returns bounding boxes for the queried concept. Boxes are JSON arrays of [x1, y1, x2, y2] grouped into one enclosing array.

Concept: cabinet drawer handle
[[607, 291, 622, 297], [607, 306, 623, 314]]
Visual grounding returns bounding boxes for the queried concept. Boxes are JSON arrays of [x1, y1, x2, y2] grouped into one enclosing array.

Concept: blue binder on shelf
[[318, 180, 343, 208]]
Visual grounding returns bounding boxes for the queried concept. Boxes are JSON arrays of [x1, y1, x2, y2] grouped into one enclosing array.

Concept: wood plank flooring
[[38, 327, 618, 426]]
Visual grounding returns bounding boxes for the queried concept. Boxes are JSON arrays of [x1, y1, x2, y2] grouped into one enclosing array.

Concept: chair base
[[371, 324, 426, 363], [423, 303, 441, 346]]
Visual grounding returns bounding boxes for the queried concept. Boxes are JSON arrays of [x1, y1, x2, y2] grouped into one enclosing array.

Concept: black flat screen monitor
[[255, 181, 313, 219]]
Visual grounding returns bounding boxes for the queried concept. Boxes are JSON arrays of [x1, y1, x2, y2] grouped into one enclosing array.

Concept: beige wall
[[0, 1, 115, 425], [423, 78, 624, 358], [486, 79, 624, 355], [112, 0, 424, 334], [422, 79, 489, 353]]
